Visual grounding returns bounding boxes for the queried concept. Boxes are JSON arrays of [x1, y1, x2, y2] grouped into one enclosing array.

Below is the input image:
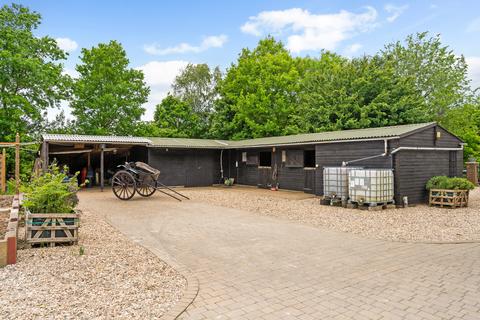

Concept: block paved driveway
[[78, 190, 480, 320]]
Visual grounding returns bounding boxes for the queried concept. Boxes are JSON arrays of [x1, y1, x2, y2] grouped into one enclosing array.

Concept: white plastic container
[[348, 169, 394, 204], [323, 167, 362, 200]]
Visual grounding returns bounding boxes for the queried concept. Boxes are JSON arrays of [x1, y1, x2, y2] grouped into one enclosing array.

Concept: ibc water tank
[[323, 167, 362, 200], [348, 169, 394, 204]]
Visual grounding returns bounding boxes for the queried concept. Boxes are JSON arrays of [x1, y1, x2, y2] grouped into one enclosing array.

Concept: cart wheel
[[137, 175, 157, 197], [112, 170, 136, 200]]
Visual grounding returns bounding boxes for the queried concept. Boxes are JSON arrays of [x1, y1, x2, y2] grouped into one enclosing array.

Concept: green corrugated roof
[[227, 122, 436, 148], [43, 122, 437, 149], [147, 137, 230, 149]]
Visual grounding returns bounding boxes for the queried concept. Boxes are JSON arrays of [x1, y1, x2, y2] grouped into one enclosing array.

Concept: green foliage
[[79, 246, 85, 256], [211, 37, 303, 139], [382, 32, 471, 119], [153, 95, 202, 137], [426, 176, 476, 190], [171, 63, 221, 137], [299, 52, 428, 132], [0, 3, 71, 142], [21, 163, 80, 213], [71, 40, 149, 135], [440, 102, 480, 161], [224, 178, 234, 186], [0, 179, 16, 195]]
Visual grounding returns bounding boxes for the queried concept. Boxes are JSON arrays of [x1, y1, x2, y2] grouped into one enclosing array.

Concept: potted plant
[[224, 178, 235, 187], [426, 176, 475, 208], [21, 164, 81, 246]]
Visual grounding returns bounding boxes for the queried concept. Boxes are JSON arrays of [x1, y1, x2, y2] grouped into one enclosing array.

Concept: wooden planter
[[429, 189, 469, 208], [25, 209, 79, 246]]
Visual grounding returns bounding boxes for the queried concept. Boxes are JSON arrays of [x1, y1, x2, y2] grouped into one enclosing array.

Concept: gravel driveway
[[78, 189, 480, 320], [0, 206, 186, 319], [182, 186, 480, 242]]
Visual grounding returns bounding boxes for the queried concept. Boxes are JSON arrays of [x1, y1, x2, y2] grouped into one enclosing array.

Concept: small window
[[304, 150, 315, 168], [259, 152, 272, 167], [286, 150, 303, 167], [241, 152, 247, 162], [246, 154, 258, 165]]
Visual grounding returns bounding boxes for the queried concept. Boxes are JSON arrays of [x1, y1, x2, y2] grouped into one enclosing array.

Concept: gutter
[[342, 139, 388, 166], [390, 146, 464, 154]]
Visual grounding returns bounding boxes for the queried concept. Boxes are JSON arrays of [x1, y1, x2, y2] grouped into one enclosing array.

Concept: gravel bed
[[0, 209, 186, 319], [0, 195, 12, 238], [183, 187, 480, 242]]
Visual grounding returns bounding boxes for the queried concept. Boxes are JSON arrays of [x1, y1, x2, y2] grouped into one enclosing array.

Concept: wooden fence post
[[1, 148, 5, 193], [15, 133, 20, 194]]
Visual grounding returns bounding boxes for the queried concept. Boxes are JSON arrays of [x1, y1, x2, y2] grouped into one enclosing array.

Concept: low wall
[[0, 194, 19, 267]]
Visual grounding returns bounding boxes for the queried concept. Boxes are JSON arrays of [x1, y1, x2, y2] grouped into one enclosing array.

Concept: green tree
[[440, 102, 480, 161], [172, 63, 221, 135], [153, 95, 200, 137], [71, 40, 149, 135], [211, 37, 303, 139], [0, 3, 70, 142], [382, 32, 471, 119], [299, 52, 427, 132]]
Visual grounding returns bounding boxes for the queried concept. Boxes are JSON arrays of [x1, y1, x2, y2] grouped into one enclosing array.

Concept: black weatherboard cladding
[[143, 124, 463, 204]]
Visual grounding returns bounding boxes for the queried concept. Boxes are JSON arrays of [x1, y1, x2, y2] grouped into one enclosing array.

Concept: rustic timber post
[[100, 144, 105, 191], [466, 161, 479, 185], [15, 133, 20, 194], [1, 148, 5, 193], [41, 141, 49, 172]]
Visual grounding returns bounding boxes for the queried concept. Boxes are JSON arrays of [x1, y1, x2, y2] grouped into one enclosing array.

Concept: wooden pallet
[[25, 211, 80, 247], [429, 189, 469, 208], [347, 201, 396, 211]]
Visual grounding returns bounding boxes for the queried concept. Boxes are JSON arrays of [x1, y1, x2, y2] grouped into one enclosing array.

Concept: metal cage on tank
[[323, 167, 362, 200], [348, 169, 394, 204]]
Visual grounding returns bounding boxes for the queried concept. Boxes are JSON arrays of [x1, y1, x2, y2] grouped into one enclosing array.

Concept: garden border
[[0, 194, 19, 267]]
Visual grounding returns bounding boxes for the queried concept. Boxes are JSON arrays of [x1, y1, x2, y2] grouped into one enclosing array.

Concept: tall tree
[[168, 63, 221, 136], [299, 52, 427, 132], [153, 95, 200, 138], [0, 3, 70, 141], [382, 32, 471, 119], [71, 41, 149, 135], [211, 37, 303, 139]]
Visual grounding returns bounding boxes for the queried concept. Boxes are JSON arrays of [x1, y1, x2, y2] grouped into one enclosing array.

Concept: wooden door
[[304, 168, 315, 194]]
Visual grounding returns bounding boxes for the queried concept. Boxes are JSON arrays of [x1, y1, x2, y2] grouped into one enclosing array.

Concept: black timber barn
[[41, 122, 463, 204]]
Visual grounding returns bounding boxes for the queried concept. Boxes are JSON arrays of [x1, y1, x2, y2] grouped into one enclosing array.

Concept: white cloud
[[136, 60, 190, 119], [240, 7, 378, 53], [144, 35, 228, 56], [63, 68, 79, 79], [345, 43, 363, 55], [384, 4, 409, 23], [467, 17, 480, 33], [55, 37, 78, 52], [466, 56, 480, 89]]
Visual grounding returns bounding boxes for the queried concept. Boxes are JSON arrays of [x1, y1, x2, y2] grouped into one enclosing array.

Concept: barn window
[[246, 154, 258, 165], [303, 150, 315, 168], [259, 152, 272, 167], [285, 150, 303, 167]]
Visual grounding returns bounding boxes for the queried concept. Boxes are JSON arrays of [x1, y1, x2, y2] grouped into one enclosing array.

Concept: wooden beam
[[1, 149, 5, 193], [15, 133, 20, 194], [100, 144, 105, 191], [49, 149, 93, 155]]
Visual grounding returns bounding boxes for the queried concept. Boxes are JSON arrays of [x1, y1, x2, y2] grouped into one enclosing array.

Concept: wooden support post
[[41, 141, 48, 172], [15, 133, 20, 194], [1, 148, 5, 193], [100, 144, 105, 191]]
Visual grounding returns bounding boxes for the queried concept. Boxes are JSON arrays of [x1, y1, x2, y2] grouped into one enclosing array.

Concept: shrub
[[426, 176, 476, 190], [21, 163, 80, 213], [224, 178, 235, 186]]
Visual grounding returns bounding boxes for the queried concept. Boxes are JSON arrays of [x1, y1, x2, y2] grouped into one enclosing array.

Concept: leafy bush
[[0, 179, 17, 195], [224, 178, 235, 186], [21, 164, 80, 213], [426, 176, 476, 190]]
